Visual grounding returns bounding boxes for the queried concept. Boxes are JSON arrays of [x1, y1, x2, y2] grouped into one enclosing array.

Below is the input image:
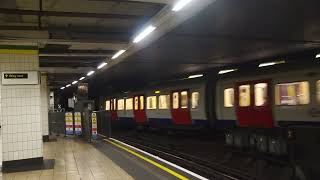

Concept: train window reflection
[[224, 88, 234, 107], [317, 80, 320, 103], [159, 95, 170, 109], [181, 91, 188, 109], [147, 96, 157, 110], [105, 100, 110, 111], [117, 99, 124, 110], [275, 81, 310, 105], [239, 85, 250, 107], [125, 98, 133, 110], [140, 96, 144, 110], [255, 83, 268, 106], [134, 97, 139, 110], [173, 92, 179, 109], [192, 92, 199, 109]]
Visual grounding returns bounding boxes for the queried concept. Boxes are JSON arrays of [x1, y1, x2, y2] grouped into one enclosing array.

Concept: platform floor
[[0, 137, 193, 180]]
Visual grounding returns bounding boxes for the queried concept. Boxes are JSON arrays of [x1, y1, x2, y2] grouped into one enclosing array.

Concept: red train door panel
[[253, 81, 273, 128], [171, 91, 192, 125], [235, 80, 273, 128], [133, 96, 147, 124], [110, 99, 118, 121]]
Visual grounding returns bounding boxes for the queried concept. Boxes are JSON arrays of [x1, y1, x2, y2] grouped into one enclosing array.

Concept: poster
[[91, 112, 98, 139], [65, 112, 74, 135], [74, 112, 82, 135]]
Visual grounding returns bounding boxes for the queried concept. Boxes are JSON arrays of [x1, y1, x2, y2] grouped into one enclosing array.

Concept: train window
[[113, 99, 117, 110], [159, 95, 170, 109], [275, 81, 310, 105], [192, 92, 200, 109], [105, 100, 110, 111], [173, 92, 179, 109], [181, 91, 188, 109], [224, 88, 234, 107], [125, 98, 133, 110], [147, 96, 157, 109], [255, 83, 268, 106], [134, 97, 139, 110], [317, 80, 320, 103], [239, 85, 250, 107], [140, 96, 144, 110], [117, 99, 124, 110]]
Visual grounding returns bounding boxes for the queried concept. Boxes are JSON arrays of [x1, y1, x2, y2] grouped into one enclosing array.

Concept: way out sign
[[74, 112, 82, 135], [91, 112, 98, 139], [65, 112, 74, 135]]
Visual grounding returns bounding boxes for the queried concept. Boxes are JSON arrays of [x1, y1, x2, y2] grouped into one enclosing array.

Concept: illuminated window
[[113, 99, 117, 110], [173, 92, 179, 109], [239, 85, 250, 107], [191, 92, 199, 109], [147, 96, 157, 109], [317, 80, 320, 103], [224, 88, 234, 107], [125, 98, 133, 110], [181, 91, 188, 109], [117, 99, 124, 110], [159, 95, 170, 109], [105, 100, 110, 111], [255, 83, 268, 106], [134, 97, 139, 110], [275, 81, 310, 105], [140, 96, 144, 110]]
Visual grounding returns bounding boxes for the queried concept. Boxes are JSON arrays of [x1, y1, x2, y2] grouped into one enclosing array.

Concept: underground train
[[103, 61, 320, 156]]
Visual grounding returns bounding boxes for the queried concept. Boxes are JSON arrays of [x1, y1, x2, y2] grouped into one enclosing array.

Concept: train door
[[110, 98, 118, 121], [133, 95, 147, 124], [235, 80, 273, 128], [171, 91, 192, 125]]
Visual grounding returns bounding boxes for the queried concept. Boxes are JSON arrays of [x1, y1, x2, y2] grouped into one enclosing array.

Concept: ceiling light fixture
[[72, 81, 78, 85], [60, 87, 65, 90], [316, 53, 320, 58], [133, 25, 156, 43], [188, 74, 203, 79], [87, 71, 95, 76], [112, 50, 126, 59], [218, 69, 237, 74], [172, 0, 193, 12], [79, 77, 85, 81], [66, 84, 71, 87], [259, 60, 285, 68], [97, 62, 107, 69]]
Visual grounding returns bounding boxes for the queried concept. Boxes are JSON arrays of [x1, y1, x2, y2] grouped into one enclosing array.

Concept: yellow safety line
[[0, 49, 38, 55], [104, 139, 189, 180], [98, 133, 107, 138]]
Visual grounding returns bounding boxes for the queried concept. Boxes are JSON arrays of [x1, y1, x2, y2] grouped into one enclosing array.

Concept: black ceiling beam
[[88, 0, 167, 5], [0, 8, 146, 19]]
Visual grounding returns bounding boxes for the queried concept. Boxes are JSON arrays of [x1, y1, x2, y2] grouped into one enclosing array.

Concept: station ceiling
[[1, 0, 320, 92]]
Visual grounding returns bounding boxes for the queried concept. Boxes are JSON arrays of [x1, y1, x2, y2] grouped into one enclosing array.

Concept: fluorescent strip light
[[60, 87, 65, 90], [133, 25, 156, 43], [259, 60, 285, 67], [112, 50, 126, 59], [66, 84, 71, 87], [97, 62, 107, 69], [188, 74, 203, 79], [72, 81, 78, 85], [87, 71, 95, 76], [172, 0, 193, 12], [218, 69, 237, 74], [79, 77, 85, 81], [316, 53, 320, 58]]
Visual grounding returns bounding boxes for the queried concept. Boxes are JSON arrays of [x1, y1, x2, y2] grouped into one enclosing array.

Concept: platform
[[1, 137, 202, 180]]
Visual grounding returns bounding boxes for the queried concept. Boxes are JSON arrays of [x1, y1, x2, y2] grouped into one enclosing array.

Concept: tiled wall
[[0, 53, 43, 162], [40, 74, 49, 136]]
